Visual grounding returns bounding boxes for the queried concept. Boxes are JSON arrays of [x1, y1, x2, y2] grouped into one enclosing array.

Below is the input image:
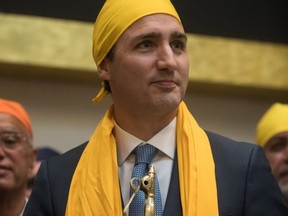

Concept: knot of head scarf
[[0, 98, 33, 138], [256, 103, 288, 147], [91, 0, 182, 103]]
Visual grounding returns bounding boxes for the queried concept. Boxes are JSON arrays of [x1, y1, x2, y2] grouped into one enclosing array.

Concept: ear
[[27, 148, 37, 179], [97, 58, 111, 81]]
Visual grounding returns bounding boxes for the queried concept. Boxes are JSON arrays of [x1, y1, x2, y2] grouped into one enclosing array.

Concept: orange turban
[[256, 103, 288, 147], [0, 98, 33, 138]]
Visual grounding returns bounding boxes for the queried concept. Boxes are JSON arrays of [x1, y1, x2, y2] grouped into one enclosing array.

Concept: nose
[[156, 45, 177, 71]]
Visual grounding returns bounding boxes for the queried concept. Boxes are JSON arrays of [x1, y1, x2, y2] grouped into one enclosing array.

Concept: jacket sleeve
[[244, 145, 288, 215]]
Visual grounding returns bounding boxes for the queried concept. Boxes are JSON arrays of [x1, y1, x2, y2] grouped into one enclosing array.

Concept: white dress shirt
[[114, 117, 176, 208]]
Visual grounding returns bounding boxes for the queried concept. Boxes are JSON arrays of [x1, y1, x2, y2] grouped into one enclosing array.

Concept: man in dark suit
[[24, 0, 288, 215], [0, 99, 36, 216], [256, 103, 288, 204]]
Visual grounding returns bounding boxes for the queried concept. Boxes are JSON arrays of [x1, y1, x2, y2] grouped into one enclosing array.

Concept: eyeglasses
[[0, 132, 27, 150]]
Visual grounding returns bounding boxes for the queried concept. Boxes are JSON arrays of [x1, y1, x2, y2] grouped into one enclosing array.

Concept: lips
[[151, 77, 179, 86], [0, 165, 12, 176], [154, 80, 176, 85]]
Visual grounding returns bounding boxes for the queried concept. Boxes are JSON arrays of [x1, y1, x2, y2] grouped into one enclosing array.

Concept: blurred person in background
[[257, 103, 288, 204], [0, 98, 36, 216]]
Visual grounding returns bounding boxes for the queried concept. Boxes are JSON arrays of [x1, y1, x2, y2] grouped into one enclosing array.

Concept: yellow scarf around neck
[[65, 102, 219, 215]]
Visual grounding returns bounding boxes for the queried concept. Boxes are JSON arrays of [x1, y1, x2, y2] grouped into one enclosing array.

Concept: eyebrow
[[0, 131, 20, 136], [171, 32, 187, 41], [133, 31, 187, 42], [0, 128, 19, 133]]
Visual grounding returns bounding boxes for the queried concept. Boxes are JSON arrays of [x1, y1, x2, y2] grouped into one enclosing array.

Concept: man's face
[[0, 113, 36, 193], [264, 131, 288, 200], [99, 14, 189, 116]]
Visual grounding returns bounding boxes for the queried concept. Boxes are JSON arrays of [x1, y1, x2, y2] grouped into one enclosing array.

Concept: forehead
[[265, 131, 288, 147], [271, 131, 288, 140], [0, 113, 27, 133], [118, 14, 184, 40]]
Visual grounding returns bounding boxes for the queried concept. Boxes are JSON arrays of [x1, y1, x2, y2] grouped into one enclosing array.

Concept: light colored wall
[[0, 77, 273, 153]]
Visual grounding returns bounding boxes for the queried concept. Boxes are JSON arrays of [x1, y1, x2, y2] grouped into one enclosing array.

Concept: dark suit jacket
[[24, 131, 288, 215]]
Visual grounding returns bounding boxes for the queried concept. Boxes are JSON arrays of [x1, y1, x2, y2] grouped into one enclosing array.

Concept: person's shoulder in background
[[36, 147, 60, 161]]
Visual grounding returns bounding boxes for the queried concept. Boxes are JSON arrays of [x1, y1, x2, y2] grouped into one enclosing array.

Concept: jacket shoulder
[[205, 131, 288, 215], [206, 130, 259, 162], [48, 141, 88, 168]]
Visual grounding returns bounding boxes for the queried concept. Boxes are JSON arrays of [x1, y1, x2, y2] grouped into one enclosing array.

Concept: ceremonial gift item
[[123, 166, 156, 216]]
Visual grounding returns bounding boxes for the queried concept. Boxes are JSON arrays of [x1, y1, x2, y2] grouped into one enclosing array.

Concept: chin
[[279, 183, 288, 201], [160, 94, 180, 103]]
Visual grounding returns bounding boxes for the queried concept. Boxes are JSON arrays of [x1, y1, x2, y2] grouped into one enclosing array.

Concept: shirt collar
[[114, 117, 176, 166]]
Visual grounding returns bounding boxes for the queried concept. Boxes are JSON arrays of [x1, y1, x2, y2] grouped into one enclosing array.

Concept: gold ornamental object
[[123, 165, 156, 216]]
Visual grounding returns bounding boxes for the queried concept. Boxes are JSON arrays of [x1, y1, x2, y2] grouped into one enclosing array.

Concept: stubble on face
[[0, 114, 35, 192], [264, 132, 288, 201], [105, 14, 189, 117]]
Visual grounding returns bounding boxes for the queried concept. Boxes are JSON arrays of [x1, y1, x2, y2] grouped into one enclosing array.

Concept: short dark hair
[[102, 46, 115, 93]]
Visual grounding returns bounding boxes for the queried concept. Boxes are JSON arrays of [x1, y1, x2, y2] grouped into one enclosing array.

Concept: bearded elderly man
[[24, 0, 287, 215], [256, 103, 288, 204], [0, 99, 36, 216]]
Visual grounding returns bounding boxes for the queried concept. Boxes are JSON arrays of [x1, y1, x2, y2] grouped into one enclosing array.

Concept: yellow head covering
[[256, 103, 288, 147], [92, 0, 182, 102]]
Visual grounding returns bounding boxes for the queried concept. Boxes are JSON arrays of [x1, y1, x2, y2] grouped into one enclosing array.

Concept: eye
[[171, 40, 186, 53], [136, 40, 154, 50], [266, 138, 287, 152], [1, 133, 20, 148]]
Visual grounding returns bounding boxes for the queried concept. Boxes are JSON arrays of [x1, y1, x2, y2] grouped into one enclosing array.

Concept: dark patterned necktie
[[129, 144, 163, 216]]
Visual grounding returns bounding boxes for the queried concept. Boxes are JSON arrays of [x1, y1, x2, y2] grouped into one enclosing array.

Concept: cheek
[[117, 53, 152, 71], [178, 54, 189, 69], [111, 61, 147, 86], [15, 151, 34, 175], [266, 153, 282, 173], [178, 59, 189, 82]]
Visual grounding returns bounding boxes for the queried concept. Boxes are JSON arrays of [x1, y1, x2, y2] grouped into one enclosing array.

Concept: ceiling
[[1, 0, 288, 44]]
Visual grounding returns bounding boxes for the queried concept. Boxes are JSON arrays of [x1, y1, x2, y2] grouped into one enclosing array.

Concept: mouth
[[151, 79, 178, 89], [0, 165, 12, 176]]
